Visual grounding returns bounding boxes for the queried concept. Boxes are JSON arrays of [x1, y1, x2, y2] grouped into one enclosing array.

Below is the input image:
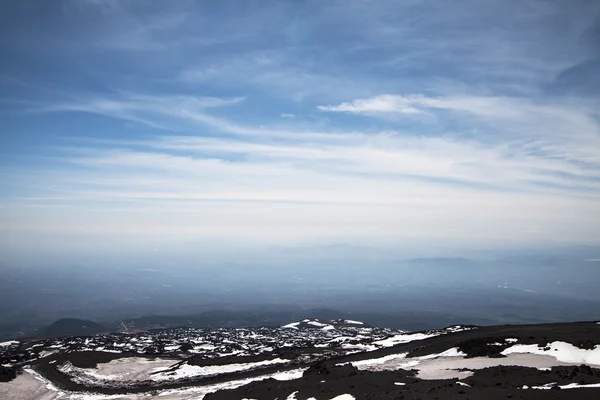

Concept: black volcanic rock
[[0, 365, 18, 382], [457, 336, 511, 357], [2, 320, 598, 399], [40, 318, 107, 338], [303, 361, 359, 378]]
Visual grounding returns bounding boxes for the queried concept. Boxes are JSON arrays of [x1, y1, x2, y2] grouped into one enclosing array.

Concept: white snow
[[286, 391, 298, 399], [151, 358, 289, 381], [330, 395, 355, 400], [0, 368, 64, 400], [349, 352, 410, 368], [345, 345, 596, 380], [92, 348, 122, 354], [394, 382, 406, 386], [340, 343, 378, 353], [269, 369, 305, 380], [0, 340, 18, 347], [192, 343, 216, 350], [57, 357, 289, 385], [530, 382, 600, 389], [373, 332, 439, 347], [419, 348, 467, 359], [24, 367, 62, 393], [5, 366, 306, 400], [321, 325, 335, 331], [501, 342, 600, 365], [456, 381, 470, 387], [153, 367, 305, 399], [57, 359, 172, 384], [283, 319, 338, 328], [350, 348, 465, 374], [444, 326, 467, 333], [344, 320, 364, 325]]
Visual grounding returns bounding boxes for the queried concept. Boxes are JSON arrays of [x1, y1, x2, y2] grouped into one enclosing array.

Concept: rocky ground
[[0, 319, 599, 399]]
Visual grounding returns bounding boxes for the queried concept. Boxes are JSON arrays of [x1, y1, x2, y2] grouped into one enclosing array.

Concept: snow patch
[[501, 341, 600, 366], [23, 367, 62, 393], [350, 348, 466, 374], [419, 348, 467, 359], [373, 332, 439, 347], [444, 326, 471, 333], [347, 348, 586, 380], [153, 368, 305, 399], [349, 352, 409, 368], [344, 320, 364, 325], [531, 382, 600, 389], [151, 358, 289, 381]]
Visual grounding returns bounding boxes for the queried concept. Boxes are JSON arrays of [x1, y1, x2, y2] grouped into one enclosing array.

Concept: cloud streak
[[2, 0, 600, 246]]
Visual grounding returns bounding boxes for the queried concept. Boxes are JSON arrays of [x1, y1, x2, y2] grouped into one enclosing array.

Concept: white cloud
[[318, 94, 427, 115], [5, 1, 600, 245], [9, 90, 600, 244], [318, 94, 600, 164], [29, 93, 600, 200]]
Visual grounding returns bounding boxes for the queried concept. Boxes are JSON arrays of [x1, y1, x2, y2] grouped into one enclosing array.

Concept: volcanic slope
[[0, 320, 599, 399]]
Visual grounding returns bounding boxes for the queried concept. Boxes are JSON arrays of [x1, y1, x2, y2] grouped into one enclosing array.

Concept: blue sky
[[2, 0, 600, 250]]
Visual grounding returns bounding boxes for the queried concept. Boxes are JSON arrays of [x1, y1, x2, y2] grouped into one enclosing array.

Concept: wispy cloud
[[16, 89, 600, 198], [318, 94, 427, 115], [2, 0, 600, 245], [318, 94, 600, 163]]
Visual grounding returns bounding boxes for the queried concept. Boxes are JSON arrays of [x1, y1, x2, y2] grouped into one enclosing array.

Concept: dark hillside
[[39, 318, 107, 338]]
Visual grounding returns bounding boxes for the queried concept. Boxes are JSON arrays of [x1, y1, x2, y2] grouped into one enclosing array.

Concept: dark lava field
[[1, 319, 599, 399]]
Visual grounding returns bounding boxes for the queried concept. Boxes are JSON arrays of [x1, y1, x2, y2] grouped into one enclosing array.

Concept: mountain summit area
[[1, 320, 599, 399]]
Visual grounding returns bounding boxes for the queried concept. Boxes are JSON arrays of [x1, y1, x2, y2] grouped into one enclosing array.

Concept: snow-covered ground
[[0, 369, 59, 400], [501, 341, 600, 365], [282, 318, 365, 330], [0, 323, 410, 399], [4, 322, 598, 398], [0, 366, 306, 400], [57, 356, 291, 387], [372, 332, 439, 347], [531, 382, 600, 390], [344, 339, 600, 380], [372, 326, 474, 348], [0, 324, 406, 369]]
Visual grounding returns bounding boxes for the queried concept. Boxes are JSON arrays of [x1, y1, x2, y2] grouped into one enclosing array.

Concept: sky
[[1, 0, 600, 254]]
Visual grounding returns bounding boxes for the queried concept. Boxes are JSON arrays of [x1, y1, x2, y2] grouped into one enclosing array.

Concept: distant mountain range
[[28, 310, 500, 339], [34, 318, 107, 338]]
